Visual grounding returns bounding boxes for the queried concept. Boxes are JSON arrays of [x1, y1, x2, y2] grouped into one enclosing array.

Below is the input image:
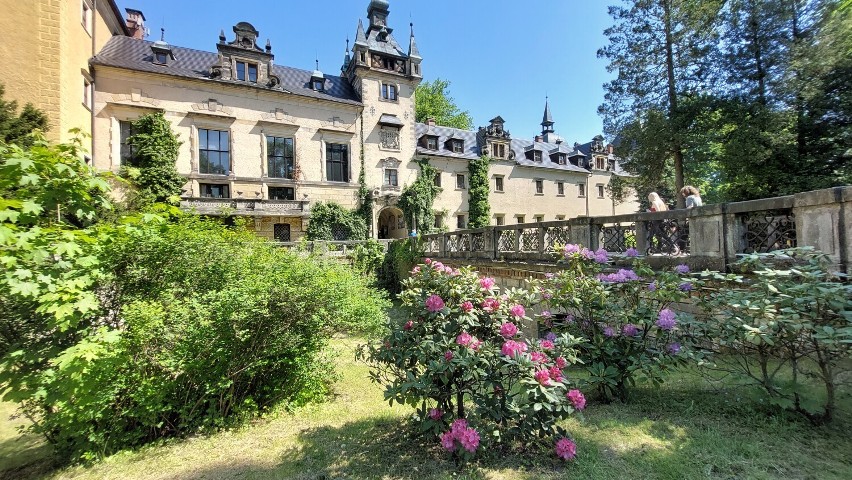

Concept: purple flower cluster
[[622, 323, 639, 336], [597, 269, 640, 283], [674, 264, 690, 274], [656, 309, 677, 330], [679, 282, 693, 292], [625, 247, 639, 257], [563, 244, 609, 264]]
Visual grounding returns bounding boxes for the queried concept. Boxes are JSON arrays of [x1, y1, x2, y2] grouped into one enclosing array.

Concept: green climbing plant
[[123, 112, 185, 207], [467, 155, 490, 228], [306, 201, 367, 241], [398, 159, 441, 234]]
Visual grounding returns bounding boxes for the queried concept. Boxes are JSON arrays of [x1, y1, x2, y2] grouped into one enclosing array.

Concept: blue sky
[[118, 0, 616, 143]]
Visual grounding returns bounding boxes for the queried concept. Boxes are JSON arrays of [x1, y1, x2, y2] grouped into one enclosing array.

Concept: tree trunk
[[663, 0, 686, 207]]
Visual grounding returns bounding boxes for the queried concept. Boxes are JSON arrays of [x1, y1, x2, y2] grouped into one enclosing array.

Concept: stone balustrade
[[180, 197, 309, 216], [419, 186, 851, 273]]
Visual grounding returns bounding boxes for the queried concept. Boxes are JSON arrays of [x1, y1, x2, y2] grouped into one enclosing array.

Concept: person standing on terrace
[[647, 192, 668, 212], [680, 186, 703, 209]]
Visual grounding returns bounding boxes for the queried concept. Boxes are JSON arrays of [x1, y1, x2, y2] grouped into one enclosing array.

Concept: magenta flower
[[540, 310, 552, 318], [444, 265, 454, 274], [531, 351, 550, 363], [625, 247, 639, 257], [429, 408, 443, 420], [440, 431, 455, 451], [540, 339, 555, 350], [444, 351, 454, 361], [541, 292, 553, 300], [501, 340, 528, 357], [426, 294, 445, 312], [469, 338, 482, 351], [545, 272, 554, 279], [656, 309, 677, 330], [458, 427, 480, 453], [534, 369, 552, 386], [548, 365, 564, 382], [432, 261, 444, 270], [555, 356, 568, 369], [456, 332, 472, 346], [411, 266, 421, 274], [424, 258, 432, 265], [481, 297, 500, 312], [622, 323, 639, 336], [510, 304, 526, 317], [567, 389, 586, 410], [450, 418, 468, 434], [674, 264, 690, 274], [460, 301, 474, 313], [555, 437, 577, 461], [404, 320, 413, 331], [500, 322, 519, 338], [480, 277, 496, 290]]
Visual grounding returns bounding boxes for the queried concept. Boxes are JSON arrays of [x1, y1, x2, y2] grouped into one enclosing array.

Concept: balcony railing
[[180, 197, 308, 216]]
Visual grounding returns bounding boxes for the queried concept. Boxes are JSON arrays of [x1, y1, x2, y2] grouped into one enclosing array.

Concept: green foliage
[[0, 83, 49, 147], [467, 155, 490, 228], [377, 238, 423, 294], [692, 248, 852, 423], [414, 79, 474, 130], [398, 159, 441, 234], [306, 201, 368, 241], [123, 112, 185, 206], [356, 121, 374, 234], [352, 239, 386, 278], [359, 260, 584, 459], [536, 246, 693, 401]]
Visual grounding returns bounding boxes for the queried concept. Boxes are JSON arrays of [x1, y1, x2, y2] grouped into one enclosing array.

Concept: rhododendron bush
[[358, 259, 585, 460], [533, 244, 694, 401]]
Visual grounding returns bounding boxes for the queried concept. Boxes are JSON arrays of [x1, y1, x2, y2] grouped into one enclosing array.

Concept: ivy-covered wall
[[398, 159, 442, 234], [467, 155, 491, 228]]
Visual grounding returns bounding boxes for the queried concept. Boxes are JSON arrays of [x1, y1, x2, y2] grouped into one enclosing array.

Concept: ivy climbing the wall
[[356, 112, 374, 235], [306, 201, 367, 240], [398, 159, 441, 234], [467, 155, 491, 228]]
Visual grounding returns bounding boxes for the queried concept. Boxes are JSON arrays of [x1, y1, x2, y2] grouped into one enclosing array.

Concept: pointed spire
[[354, 19, 368, 46], [160, 27, 165, 41], [541, 96, 555, 134], [265, 38, 272, 53], [219, 29, 226, 43], [342, 37, 352, 71], [408, 22, 421, 59]]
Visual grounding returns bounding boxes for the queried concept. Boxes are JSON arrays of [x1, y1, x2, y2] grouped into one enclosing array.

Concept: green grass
[[1, 336, 850, 480]]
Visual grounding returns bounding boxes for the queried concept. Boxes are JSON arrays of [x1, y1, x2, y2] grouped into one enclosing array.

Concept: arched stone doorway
[[377, 207, 406, 239]]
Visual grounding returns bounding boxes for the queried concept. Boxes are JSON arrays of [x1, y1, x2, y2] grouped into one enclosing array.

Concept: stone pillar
[[793, 186, 851, 273], [687, 204, 731, 271], [635, 220, 649, 255], [569, 217, 594, 248]]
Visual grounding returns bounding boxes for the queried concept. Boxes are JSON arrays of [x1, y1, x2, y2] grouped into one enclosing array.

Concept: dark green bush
[[377, 238, 423, 294], [306, 201, 367, 240]]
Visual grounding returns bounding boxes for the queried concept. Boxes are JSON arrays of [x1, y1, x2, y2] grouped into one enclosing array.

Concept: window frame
[[434, 213, 444, 229], [82, 77, 92, 110], [273, 223, 291, 241], [516, 215, 526, 224], [533, 150, 542, 162], [119, 120, 136, 165], [451, 140, 464, 153], [325, 142, 350, 182], [597, 184, 606, 198], [595, 157, 606, 170], [534, 215, 544, 223], [266, 135, 295, 179], [198, 128, 231, 175], [199, 183, 230, 198], [535, 179, 544, 195], [235, 60, 258, 83], [495, 214, 505, 226], [578, 183, 586, 197], [381, 82, 398, 101], [384, 168, 398, 187], [425, 136, 438, 150], [433, 171, 441, 187], [557, 181, 565, 196], [81, 0, 92, 34], [494, 176, 504, 192], [456, 214, 466, 229], [491, 143, 506, 159], [456, 173, 466, 190], [268, 186, 295, 201]]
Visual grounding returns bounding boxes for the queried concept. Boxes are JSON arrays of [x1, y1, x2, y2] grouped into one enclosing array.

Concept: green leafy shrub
[[123, 112, 185, 206], [306, 201, 367, 240], [691, 248, 852, 423], [377, 238, 422, 294], [467, 155, 490, 228], [398, 159, 441, 234], [352, 239, 386, 278], [535, 245, 693, 401], [359, 259, 585, 462]]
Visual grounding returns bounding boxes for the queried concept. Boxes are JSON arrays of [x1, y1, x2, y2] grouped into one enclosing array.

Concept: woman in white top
[[680, 186, 703, 208], [647, 192, 668, 212]]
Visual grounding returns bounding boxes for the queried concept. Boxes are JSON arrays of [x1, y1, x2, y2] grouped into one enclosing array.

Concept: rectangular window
[[200, 183, 229, 198], [434, 214, 444, 229], [199, 128, 230, 175], [578, 183, 586, 197], [452, 140, 463, 153], [381, 83, 398, 101], [326, 143, 349, 182], [235, 61, 257, 82], [457, 215, 466, 229], [495, 176, 504, 192], [534, 151, 542, 162], [557, 182, 565, 196], [534, 215, 544, 223], [119, 120, 135, 165], [558, 154, 567, 165], [516, 215, 525, 224], [268, 186, 295, 200], [596, 157, 606, 169], [492, 143, 505, 158], [82, 77, 91, 109], [426, 137, 438, 150], [597, 184, 606, 198], [273, 223, 291, 241], [433, 171, 441, 187], [556, 215, 566, 220], [385, 168, 398, 186], [495, 215, 505, 226], [535, 179, 543, 195], [267, 136, 294, 179], [154, 52, 168, 64], [456, 174, 465, 189], [380, 128, 400, 149], [82, 1, 91, 33]]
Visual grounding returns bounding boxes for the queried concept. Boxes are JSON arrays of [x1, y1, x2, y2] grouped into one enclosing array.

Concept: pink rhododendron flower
[[545, 331, 557, 342], [510, 304, 526, 317], [593, 248, 609, 263], [460, 301, 474, 313], [429, 408, 443, 420], [481, 297, 500, 312], [548, 365, 564, 382], [444, 265, 454, 274], [539, 339, 555, 350], [656, 309, 677, 330], [426, 294, 445, 312], [456, 332, 472, 346], [531, 351, 550, 363], [501, 340, 528, 357], [541, 310, 552, 318], [500, 322, 518, 338], [603, 326, 616, 337], [432, 261, 444, 270], [450, 418, 468, 435], [667, 343, 682, 354], [403, 320, 413, 331], [458, 427, 480, 452], [534, 369, 552, 386], [411, 266, 421, 274], [479, 277, 496, 290], [444, 351, 454, 361], [470, 338, 482, 351], [555, 356, 568, 369], [567, 389, 586, 410], [563, 244, 581, 255], [440, 431, 456, 451], [555, 437, 577, 460], [648, 281, 657, 291], [424, 258, 432, 265], [545, 272, 554, 279]]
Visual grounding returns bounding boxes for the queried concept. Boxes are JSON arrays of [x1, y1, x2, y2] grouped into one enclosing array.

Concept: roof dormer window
[[558, 154, 567, 165], [451, 140, 463, 153], [151, 29, 174, 66], [236, 61, 258, 83], [425, 136, 438, 150], [534, 150, 542, 162], [154, 52, 168, 65]]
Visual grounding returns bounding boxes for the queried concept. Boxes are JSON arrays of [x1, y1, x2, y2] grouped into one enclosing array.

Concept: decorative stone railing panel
[[181, 198, 308, 216]]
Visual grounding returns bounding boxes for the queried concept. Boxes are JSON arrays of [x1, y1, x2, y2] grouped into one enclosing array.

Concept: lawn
[[1, 335, 850, 480]]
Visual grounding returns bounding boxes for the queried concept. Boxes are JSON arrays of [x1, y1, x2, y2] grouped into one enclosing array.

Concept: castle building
[[89, 0, 636, 241]]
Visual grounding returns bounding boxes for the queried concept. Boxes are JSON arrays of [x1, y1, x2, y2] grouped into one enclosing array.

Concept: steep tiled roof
[[91, 36, 362, 106]]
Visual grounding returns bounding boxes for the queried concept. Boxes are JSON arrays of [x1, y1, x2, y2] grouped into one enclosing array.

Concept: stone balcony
[[180, 197, 309, 216]]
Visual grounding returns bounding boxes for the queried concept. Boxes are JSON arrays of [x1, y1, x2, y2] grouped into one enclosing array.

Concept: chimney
[[427, 118, 436, 126], [534, 135, 543, 142], [125, 8, 147, 39], [608, 144, 614, 154]]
